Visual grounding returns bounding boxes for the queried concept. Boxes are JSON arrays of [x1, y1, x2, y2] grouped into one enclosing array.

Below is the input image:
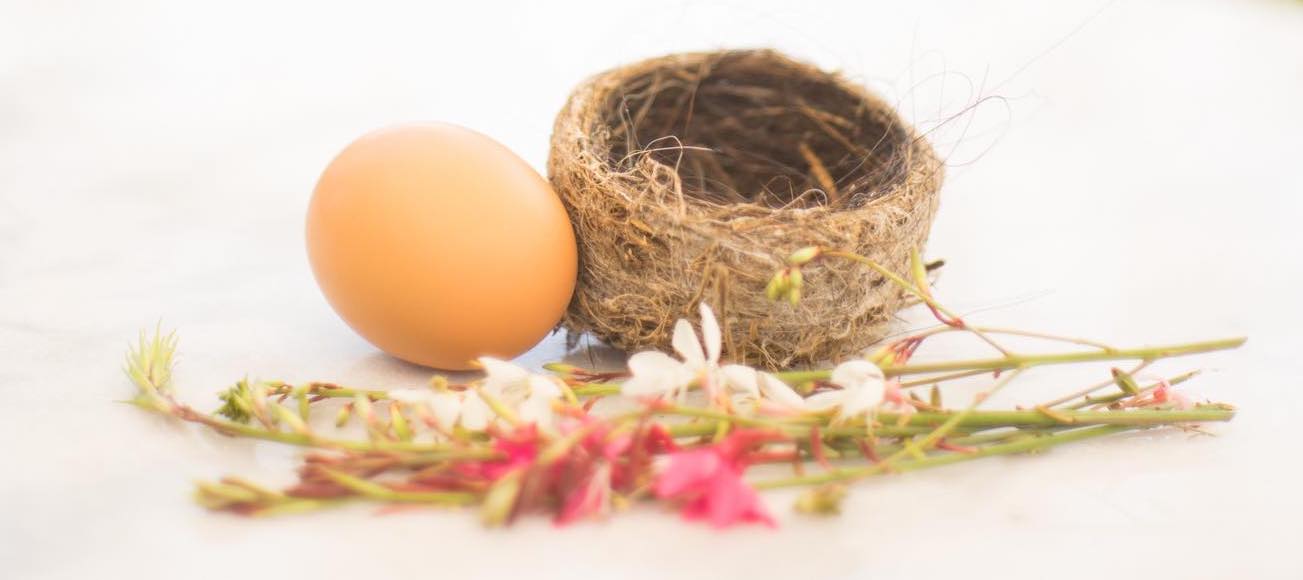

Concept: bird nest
[[547, 49, 943, 368]]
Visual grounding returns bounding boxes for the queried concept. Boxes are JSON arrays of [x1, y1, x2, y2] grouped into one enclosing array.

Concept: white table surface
[[3, 0, 1302, 578]]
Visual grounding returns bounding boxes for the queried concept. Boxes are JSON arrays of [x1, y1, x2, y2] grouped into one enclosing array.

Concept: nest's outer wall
[[547, 49, 944, 368]]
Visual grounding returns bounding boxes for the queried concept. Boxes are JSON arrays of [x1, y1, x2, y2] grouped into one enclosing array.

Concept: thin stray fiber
[[548, 49, 944, 368]]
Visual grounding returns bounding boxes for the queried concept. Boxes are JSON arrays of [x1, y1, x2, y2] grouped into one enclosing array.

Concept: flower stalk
[[123, 244, 1244, 529]]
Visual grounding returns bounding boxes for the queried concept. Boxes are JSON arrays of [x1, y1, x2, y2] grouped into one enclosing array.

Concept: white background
[[3, 0, 1302, 578]]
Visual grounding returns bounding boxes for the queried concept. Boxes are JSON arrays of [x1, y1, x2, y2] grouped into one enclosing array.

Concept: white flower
[[518, 375, 564, 429], [620, 350, 696, 398], [622, 303, 726, 400], [720, 364, 761, 399], [621, 303, 807, 410], [805, 359, 887, 423], [455, 391, 494, 431], [719, 365, 806, 410], [759, 372, 807, 409], [388, 387, 492, 431], [477, 356, 564, 429], [478, 356, 533, 400]]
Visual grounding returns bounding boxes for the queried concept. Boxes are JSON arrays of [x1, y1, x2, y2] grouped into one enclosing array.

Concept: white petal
[[838, 383, 882, 419], [671, 318, 706, 369], [758, 373, 806, 409], [699, 303, 722, 364], [627, 350, 682, 379], [518, 394, 555, 428], [619, 375, 664, 397], [460, 392, 493, 431], [477, 356, 531, 395], [803, 390, 847, 411], [830, 360, 885, 390], [428, 391, 462, 428], [528, 375, 563, 399], [720, 364, 759, 398]]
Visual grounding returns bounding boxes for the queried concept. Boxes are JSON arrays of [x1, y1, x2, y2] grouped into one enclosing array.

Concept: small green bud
[[867, 345, 894, 366], [353, 393, 375, 421], [764, 273, 783, 301], [292, 384, 311, 421], [250, 382, 272, 425], [429, 375, 451, 392], [481, 470, 524, 527], [1111, 368, 1140, 395], [195, 481, 260, 510], [794, 484, 847, 516], [390, 403, 413, 441], [788, 267, 804, 291], [787, 246, 822, 266], [271, 403, 309, 434]]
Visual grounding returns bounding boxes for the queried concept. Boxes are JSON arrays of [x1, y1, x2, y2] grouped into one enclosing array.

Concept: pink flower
[[1151, 380, 1194, 410], [652, 430, 782, 528], [555, 463, 612, 525], [455, 425, 540, 481], [881, 379, 916, 418]]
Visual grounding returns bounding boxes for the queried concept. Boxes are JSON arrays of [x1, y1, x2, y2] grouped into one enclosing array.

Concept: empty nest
[[548, 49, 943, 368]]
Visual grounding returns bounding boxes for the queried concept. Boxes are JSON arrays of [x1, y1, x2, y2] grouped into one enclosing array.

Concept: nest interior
[[603, 53, 911, 210], [549, 49, 943, 368]]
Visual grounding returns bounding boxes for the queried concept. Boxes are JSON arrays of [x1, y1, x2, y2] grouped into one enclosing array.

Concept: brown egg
[[306, 123, 577, 370]]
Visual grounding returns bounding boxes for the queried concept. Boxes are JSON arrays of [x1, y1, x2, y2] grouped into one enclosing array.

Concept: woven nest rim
[[548, 49, 944, 367]]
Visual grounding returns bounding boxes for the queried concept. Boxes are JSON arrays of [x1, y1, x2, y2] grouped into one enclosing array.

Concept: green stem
[[876, 406, 1234, 428], [322, 469, 479, 505], [884, 337, 1244, 375], [658, 405, 1231, 438], [831, 249, 1012, 356], [773, 337, 1244, 384], [893, 368, 1025, 461], [665, 420, 945, 439], [1042, 360, 1151, 408], [572, 383, 622, 397], [172, 404, 500, 455], [265, 383, 389, 400], [753, 424, 1135, 489], [898, 368, 993, 389]]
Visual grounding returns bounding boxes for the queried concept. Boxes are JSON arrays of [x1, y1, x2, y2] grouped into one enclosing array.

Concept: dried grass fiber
[[548, 49, 943, 368]]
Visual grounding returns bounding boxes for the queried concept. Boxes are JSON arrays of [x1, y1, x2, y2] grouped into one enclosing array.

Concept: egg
[[306, 123, 577, 370]]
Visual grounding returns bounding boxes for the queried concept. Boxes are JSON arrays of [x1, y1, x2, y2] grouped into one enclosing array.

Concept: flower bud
[[1111, 368, 1140, 395], [787, 267, 804, 291], [334, 403, 353, 428], [787, 246, 822, 266], [764, 272, 785, 301], [271, 403, 310, 434], [867, 344, 895, 366], [429, 375, 451, 393], [481, 470, 524, 527], [794, 484, 846, 516], [390, 403, 413, 441], [250, 382, 272, 425]]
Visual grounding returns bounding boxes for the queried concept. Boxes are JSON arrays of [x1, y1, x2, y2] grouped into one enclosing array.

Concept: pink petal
[[602, 433, 633, 460], [654, 449, 722, 498], [691, 466, 775, 528], [556, 464, 611, 525]]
